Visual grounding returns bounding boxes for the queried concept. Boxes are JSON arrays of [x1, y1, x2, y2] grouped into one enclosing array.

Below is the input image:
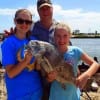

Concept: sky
[[0, 0, 100, 33]]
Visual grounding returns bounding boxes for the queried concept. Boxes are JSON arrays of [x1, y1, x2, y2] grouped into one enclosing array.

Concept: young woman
[[48, 23, 99, 100], [1, 9, 42, 100]]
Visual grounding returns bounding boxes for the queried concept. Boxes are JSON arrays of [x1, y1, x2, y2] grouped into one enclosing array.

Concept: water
[[71, 38, 100, 62]]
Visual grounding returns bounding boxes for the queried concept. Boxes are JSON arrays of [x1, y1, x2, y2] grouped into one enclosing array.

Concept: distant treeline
[[0, 33, 100, 39], [72, 33, 100, 38]]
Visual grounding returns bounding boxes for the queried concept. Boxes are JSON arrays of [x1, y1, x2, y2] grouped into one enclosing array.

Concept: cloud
[[27, 5, 37, 16], [0, 4, 100, 33], [53, 5, 100, 33], [0, 8, 16, 16]]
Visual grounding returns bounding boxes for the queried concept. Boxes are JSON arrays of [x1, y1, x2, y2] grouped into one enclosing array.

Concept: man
[[33, 1, 57, 100], [31, 0, 57, 44]]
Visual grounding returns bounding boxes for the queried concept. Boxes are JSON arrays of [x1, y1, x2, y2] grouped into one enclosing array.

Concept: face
[[54, 28, 70, 52], [38, 6, 53, 22], [14, 11, 32, 34]]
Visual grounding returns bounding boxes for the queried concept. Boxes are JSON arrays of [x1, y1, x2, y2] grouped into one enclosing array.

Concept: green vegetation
[[72, 33, 100, 38]]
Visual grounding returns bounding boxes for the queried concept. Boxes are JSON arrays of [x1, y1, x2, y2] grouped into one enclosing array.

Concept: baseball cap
[[37, 0, 52, 9]]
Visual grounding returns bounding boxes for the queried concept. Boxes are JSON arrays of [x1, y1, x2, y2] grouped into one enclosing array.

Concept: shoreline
[[71, 36, 100, 38]]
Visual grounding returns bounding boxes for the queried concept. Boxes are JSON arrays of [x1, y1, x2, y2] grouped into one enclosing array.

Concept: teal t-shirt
[[49, 46, 83, 100]]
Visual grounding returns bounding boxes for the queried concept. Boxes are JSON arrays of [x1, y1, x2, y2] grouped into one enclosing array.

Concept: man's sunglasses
[[16, 18, 32, 25]]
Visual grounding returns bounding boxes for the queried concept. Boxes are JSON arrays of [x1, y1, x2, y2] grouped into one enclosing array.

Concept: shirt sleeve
[[75, 46, 83, 60], [1, 39, 16, 67]]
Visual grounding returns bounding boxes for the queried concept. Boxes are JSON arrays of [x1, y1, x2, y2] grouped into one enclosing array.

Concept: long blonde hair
[[54, 22, 72, 37]]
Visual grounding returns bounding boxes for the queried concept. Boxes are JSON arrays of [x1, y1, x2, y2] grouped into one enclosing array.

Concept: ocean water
[[71, 38, 100, 62]]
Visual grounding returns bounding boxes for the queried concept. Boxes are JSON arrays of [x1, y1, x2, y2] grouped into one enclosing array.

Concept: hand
[[4, 27, 14, 38], [47, 71, 57, 82], [76, 73, 90, 90], [24, 51, 33, 65]]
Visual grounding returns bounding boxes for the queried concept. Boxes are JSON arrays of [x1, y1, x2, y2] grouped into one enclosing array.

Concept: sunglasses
[[16, 18, 32, 25]]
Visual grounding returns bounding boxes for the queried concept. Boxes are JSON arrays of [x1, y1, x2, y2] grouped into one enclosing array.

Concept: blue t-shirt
[[0, 41, 2, 63], [1, 35, 42, 100], [49, 46, 83, 100]]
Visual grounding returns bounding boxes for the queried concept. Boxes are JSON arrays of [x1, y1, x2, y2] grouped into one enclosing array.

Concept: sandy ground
[[0, 81, 100, 100], [80, 72, 100, 100], [81, 87, 100, 100], [0, 86, 100, 100], [0, 69, 100, 100], [0, 69, 7, 100]]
